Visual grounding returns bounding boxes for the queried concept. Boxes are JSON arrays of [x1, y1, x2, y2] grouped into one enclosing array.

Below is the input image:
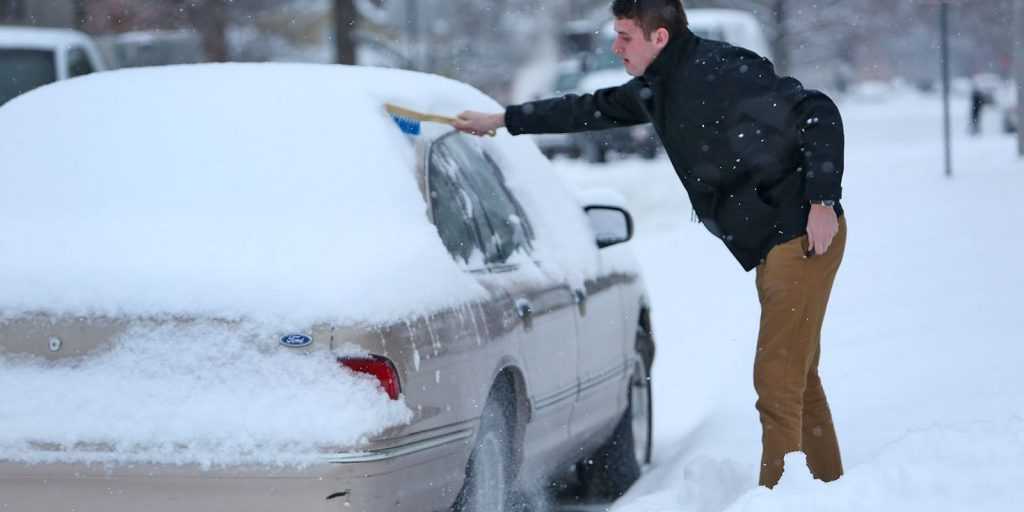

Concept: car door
[[428, 133, 581, 469], [569, 268, 630, 443]]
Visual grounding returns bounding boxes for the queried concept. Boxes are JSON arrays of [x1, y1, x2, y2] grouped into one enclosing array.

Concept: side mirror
[[584, 205, 634, 249]]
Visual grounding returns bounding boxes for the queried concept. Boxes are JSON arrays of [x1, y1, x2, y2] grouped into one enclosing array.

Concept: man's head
[[610, 0, 688, 76]]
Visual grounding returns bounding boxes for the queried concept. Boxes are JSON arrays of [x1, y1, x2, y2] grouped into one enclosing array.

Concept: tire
[[636, 320, 655, 380], [582, 139, 608, 164], [576, 358, 653, 500], [453, 382, 516, 512], [639, 141, 658, 160]]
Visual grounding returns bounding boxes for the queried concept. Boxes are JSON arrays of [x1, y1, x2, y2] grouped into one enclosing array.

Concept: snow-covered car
[[0, 26, 107, 106], [0, 64, 654, 512]]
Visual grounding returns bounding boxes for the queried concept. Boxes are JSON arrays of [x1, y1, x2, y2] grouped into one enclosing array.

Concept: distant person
[[969, 80, 993, 135], [456, 0, 847, 489]]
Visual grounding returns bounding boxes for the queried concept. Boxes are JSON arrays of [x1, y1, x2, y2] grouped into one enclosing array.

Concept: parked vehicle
[[0, 64, 654, 512], [96, 29, 204, 68], [0, 26, 106, 106]]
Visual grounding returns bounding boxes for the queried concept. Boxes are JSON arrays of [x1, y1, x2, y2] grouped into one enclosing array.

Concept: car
[[0, 26, 107, 106], [0, 64, 655, 512]]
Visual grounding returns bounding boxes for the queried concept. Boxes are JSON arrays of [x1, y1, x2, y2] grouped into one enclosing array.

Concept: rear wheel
[[453, 382, 515, 512]]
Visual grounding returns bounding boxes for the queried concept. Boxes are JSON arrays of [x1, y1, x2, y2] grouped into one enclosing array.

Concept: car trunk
[[0, 314, 335, 361], [0, 314, 129, 361], [0, 315, 411, 468]]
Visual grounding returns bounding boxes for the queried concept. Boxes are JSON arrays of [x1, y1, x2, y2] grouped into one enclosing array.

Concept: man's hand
[[806, 203, 839, 256], [455, 111, 505, 137]]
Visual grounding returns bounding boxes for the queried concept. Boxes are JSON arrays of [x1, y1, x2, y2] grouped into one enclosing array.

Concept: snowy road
[[552, 86, 1024, 511]]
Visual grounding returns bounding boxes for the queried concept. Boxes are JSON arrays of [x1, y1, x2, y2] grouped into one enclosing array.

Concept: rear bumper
[[0, 429, 474, 512]]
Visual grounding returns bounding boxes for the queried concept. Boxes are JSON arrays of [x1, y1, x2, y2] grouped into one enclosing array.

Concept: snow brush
[[384, 103, 496, 137]]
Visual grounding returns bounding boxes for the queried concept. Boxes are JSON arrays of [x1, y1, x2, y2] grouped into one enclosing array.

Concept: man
[[456, 0, 846, 489]]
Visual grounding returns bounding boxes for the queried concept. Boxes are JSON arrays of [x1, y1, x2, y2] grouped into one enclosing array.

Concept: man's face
[[611, 18, 670, 76]]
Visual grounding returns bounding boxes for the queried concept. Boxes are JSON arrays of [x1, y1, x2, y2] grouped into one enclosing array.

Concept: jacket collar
[[642, 28, 697, 83]]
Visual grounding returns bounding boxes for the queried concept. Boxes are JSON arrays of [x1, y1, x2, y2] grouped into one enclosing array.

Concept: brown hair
[[611, 0, 688, 40]]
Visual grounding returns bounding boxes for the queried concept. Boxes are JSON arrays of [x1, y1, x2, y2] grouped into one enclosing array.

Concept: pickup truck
[[0, 26, 107, 106]]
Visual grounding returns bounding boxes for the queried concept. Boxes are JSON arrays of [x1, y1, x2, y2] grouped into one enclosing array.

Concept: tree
[[334, 0, 357, 64], [178, 0, 229, 62]]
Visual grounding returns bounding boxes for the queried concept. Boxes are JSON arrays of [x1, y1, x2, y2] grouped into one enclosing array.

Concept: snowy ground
[[551, 89, 1024, 511]]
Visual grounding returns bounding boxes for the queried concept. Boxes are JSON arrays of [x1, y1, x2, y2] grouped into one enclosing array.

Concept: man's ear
[[654, 27, 671, 49]]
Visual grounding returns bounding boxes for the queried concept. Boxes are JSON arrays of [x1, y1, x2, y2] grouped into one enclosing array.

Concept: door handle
[[514, 298, 533, 330], [515, 298, 533, 319], [573, 288, 587, 316]]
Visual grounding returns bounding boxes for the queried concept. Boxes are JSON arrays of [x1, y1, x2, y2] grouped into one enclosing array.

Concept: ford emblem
[[280, 334, 313, 348]]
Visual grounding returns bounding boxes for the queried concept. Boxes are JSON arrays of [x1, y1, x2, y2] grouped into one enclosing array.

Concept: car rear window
[[0, 49, 57, 106]]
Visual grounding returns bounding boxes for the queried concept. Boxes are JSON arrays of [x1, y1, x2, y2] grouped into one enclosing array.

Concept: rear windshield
[[0, 49, 57, 106]]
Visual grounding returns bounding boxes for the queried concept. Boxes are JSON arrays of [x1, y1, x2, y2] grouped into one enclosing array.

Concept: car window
[[428, 140, 487, 267], [67, 47, 95, 78], [433, 133, 534, 265], [0, 49, 57, 105]]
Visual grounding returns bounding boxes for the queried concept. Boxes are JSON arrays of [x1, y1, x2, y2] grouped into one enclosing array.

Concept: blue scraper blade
[[390, 114, 421, 136]]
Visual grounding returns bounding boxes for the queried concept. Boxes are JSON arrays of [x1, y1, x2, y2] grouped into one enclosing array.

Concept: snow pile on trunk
[[0, 321, 412, 467]]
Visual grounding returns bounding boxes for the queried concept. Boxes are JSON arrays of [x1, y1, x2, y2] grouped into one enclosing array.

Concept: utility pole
[[773, 0, 788, 75], [1016, 0, 1024, 157], [334, 0, 357, 65], [406, 0, 422, 71], [940, 1, 953, 177]]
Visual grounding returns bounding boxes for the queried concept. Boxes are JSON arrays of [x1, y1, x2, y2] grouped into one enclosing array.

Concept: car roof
[[0, 62, 603, 326], [0, 25, 94, 51]]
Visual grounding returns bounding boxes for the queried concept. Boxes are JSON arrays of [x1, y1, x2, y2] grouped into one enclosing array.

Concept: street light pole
[[940, 1, 953, 177], [1015, 0, 1024, 157]]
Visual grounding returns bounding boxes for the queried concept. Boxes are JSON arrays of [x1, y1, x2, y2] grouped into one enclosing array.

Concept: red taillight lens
[[338, 355, 402, 400]]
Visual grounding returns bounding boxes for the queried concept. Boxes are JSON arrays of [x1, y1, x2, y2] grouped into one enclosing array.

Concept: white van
[[0, 26, 107, 106]]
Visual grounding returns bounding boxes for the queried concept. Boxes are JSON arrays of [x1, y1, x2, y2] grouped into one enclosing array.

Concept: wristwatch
[[812, 200, 836, 207]]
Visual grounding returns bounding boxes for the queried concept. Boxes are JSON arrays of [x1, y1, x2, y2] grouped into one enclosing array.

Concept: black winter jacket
[[505, 29, 845, 271]]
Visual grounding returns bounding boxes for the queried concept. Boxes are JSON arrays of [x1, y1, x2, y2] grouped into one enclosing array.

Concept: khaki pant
[[754, 217, 847, 488]]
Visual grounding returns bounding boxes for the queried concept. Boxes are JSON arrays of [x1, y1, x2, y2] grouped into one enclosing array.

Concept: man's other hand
[[455, 111, 505, 136], [806, 203, 839, 256]]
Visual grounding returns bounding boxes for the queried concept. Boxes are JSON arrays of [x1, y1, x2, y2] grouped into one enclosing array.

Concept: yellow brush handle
[[385, 103, 496, 137]]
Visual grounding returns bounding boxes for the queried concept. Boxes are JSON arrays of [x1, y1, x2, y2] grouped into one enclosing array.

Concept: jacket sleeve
[[505, 78, 651, 135]]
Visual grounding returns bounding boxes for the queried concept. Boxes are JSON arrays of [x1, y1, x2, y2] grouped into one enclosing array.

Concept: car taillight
[[338, 355, 402, 400]]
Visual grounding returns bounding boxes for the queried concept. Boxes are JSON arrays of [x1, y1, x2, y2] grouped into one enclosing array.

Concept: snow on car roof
[[0, 26, 94, 50], [0, 63, 599, 327]]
